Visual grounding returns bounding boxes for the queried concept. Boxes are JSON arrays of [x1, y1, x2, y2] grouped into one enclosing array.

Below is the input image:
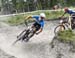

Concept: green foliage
[[6, 10, 69, 25], [45, 10, 67, 19], [58, 29, 75, 43], [66, 0, 75, 6], [2, 0, 75, 13], [7, 15, 25, 25], [50, 0, 57, 7], [12, 0, 17, 9]]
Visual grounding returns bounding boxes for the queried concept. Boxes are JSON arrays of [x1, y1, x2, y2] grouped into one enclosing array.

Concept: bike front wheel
[[54, 25, 65, 35], [24, 30, 35, 42]]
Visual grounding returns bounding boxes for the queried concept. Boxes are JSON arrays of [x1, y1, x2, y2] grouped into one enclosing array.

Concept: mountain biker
[[60, 7, 75, 17], [60, 7, 75, 29], [25, 13, 46, 35]]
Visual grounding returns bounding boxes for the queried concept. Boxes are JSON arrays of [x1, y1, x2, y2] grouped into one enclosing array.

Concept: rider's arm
[[36, 28, 43, 35], [32, 15, 39, 21], [25, 15, 32, 19], [60, 12, 66, 18], [25, 15, 39, 21]]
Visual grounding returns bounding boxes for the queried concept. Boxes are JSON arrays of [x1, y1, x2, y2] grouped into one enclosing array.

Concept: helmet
[[40, 13, 46, 18], [64, 7, 68, 12]]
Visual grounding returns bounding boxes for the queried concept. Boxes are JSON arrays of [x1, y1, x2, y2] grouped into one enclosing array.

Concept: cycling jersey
[[66, 9, 75, 15], [32, 15, 44, 29]]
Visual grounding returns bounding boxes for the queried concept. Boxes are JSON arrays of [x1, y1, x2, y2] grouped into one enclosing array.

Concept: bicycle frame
[[68, 15, 75, 29], [68, 16, 72, 29]]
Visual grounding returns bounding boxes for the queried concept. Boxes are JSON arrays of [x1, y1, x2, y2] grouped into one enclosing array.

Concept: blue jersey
[[66, 9, 75, 15], [32, 15, 44, 29]]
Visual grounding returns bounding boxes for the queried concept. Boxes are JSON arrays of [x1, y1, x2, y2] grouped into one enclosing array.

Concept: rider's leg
[[31, 22, 37, 28], [31, 22, 40, 32], [25, 22, 41, 42], [22, 29, 30, 41], [23, 23, 37, 42], [24, 30, 35, 42]]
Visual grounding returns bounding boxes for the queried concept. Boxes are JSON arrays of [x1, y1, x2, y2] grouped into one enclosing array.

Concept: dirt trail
[[0, 21, 57, 58], [0, 21, 75, 58]]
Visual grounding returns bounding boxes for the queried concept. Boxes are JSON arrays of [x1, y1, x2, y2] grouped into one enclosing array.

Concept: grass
[[6, 10, 69, 25], [6, 15, 25, 25], [57, 29, 75, 43]]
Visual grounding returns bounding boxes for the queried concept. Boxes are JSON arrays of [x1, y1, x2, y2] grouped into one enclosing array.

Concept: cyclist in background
[[60, 7, 75, 29]]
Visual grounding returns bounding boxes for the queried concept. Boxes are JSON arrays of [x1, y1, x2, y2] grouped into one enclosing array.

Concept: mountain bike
[[13, 21, 38, 45]]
